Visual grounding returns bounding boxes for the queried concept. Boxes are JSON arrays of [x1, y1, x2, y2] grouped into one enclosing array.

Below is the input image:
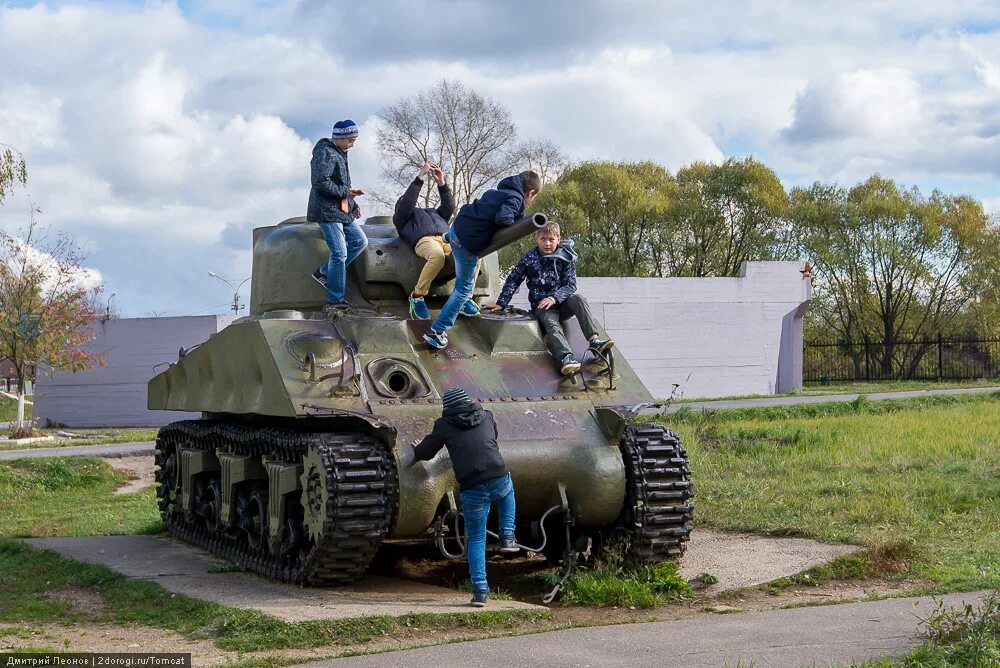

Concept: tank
[[148, 214, 694, 584]]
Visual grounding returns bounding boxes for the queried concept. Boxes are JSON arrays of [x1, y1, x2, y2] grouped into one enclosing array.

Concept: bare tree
[[0, 203, 104, 433], [376, 80, 563, 210], [512, 138, 568, 186]]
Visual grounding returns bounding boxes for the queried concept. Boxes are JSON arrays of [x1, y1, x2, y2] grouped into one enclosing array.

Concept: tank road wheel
[[236, 487, 269, 552], [596, 424, 695, 568]]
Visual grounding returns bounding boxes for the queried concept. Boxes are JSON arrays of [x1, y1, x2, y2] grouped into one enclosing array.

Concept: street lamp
[[208, 272, 251, 314], [105, 292, 117, 320]]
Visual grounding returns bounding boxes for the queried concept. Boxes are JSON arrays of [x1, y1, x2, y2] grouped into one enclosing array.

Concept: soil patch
[[101, 456, 155, 495], [0, 623, 235, 664], [41, 587, 108, 616]]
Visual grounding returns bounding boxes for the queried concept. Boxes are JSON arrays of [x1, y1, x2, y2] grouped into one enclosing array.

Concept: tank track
[[154, 419, 397, 585], [603, 423, 695, 565]]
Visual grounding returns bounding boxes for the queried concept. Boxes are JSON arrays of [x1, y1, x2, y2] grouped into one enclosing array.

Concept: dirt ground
[[102, 456, 156, 495]]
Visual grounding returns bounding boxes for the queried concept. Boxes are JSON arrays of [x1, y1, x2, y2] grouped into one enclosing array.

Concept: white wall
[[512, 261, 812, 399], [33, 262, 810, 426], [34, 315, 235, 428]]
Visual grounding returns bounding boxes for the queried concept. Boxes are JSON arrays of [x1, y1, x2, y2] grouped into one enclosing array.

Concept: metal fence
[[804, 337, 1000, 382]]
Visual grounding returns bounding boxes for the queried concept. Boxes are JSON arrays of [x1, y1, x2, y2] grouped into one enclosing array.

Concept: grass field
[[0, 458, 161, 538], [671, 392, 1000, 593], [801, 378, 1000, 395], [0, 396, 32, 423]]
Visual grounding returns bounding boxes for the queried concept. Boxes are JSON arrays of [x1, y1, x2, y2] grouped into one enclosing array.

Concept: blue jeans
[[460, 472, 516, 592], [319, 221, 368, 304], [429, 232, 479, 334]]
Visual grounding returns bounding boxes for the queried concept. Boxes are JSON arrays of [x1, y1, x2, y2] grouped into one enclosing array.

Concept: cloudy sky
[[1, 0, 998, 317]]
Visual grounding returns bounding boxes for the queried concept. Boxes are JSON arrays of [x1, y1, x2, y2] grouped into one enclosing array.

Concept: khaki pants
[[413, 236, 482, 296], [413, 236, 451, 296]]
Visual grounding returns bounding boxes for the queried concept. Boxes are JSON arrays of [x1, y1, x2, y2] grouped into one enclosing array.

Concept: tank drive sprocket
[[154, 419, 397, 585], [596, 423, 695, 566]]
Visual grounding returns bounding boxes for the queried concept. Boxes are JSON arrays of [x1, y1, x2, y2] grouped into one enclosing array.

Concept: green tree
[[667, 157, 790, 277], [524, 157, 788, 279], [792, 175, 998, 377], [0, 144, 27, 204], [523, 161, 675, 276], [0, 209, 105, 432]]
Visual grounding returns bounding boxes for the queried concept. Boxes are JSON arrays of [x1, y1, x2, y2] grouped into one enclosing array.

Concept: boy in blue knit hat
[[412, 387, 519, 607], [307, 119, 368, 307]]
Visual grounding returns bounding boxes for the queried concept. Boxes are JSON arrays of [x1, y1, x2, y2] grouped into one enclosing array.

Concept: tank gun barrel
[[477, 213, 548, 257]]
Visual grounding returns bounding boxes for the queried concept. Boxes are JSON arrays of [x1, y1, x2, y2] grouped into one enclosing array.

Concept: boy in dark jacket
[[486, 222, 613, 375], [423, 170, 543, 350], [412, 387, 518, 607], [392, 161, 479, 320], [307, 119, 368, 307]]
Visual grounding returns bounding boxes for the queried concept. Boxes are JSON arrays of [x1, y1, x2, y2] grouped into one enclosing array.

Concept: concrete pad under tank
[[23, 535, 546, 622]]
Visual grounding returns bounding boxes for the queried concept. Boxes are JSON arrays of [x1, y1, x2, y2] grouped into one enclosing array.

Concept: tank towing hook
[[433, 483, 578, 603]]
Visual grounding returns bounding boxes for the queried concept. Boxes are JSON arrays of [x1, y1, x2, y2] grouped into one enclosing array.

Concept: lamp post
[[208, 272, 251, 315], [104, 292, 117, 320]]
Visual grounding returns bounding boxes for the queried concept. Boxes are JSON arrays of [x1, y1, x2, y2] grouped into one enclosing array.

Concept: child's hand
[[353, 207, 362, 220], [418, 161, 431, 179], [430, 165, 446, 185], [538, 297, 556, 310], [350, 188, 365, 196], [483, 304, 504, 313], [411, 439, 422, 448]]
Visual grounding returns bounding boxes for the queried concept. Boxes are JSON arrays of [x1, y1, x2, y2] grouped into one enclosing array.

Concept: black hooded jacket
[[412, 402, 507, 490], [451, 174, 527, 256], [392, 177, 455, 247]]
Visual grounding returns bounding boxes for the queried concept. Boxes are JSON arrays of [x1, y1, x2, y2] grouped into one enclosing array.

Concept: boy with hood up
[[422, 170, 543, 350], [486, 221, 613, 375], [411, 387, 519, 607], [307, 119, 368, 308]]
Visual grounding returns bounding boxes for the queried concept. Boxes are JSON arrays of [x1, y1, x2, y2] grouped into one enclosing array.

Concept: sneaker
[[470, 590, 489, 607], [409, 294, 430, 320], [423, 329, 448, 350], [499, 535, 519, 553], [588, 338, 614, 355], [311, 269, 327, 289], [458, 299, 481, 317], [560, 354, 581, 376]]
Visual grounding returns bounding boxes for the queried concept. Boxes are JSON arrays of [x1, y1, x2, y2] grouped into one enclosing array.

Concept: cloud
[[783, 68, 922, 143], [0, 1, 998, 317]]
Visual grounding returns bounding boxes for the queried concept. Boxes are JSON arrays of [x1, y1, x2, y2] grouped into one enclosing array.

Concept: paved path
[[0, 440, 154, 460], [306, 591, 991, 668], [660, 385, 999, 413], [26, 535, 545, 621]]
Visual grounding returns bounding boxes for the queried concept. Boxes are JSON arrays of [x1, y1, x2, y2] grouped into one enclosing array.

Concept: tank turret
[[148, 213, 693, 585]]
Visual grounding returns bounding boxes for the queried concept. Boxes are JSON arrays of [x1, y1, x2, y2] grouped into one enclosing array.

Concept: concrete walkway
[[26, 535, 545, 621], [661, 385, 999, 413], [305, 591, 991, 668], [0, 440, 155, 460]]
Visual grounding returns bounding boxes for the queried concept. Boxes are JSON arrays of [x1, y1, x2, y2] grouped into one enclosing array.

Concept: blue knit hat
[[442, 387, 472, 410], [332, 119, 359, 139]]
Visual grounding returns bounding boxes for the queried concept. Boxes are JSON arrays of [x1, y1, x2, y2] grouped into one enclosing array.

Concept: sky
[[1, 0, 998, 317]]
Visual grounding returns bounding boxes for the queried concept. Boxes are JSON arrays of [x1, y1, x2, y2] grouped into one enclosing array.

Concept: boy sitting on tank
[[411, 387, 519, 607], [392, 160, 478, 320], [485, 221, 613, 376], [307, 119, 368, 308], [423, 170, 543, 350]]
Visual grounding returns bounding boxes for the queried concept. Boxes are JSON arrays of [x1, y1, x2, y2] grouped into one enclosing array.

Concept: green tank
[[148, 214, 693, 584]]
